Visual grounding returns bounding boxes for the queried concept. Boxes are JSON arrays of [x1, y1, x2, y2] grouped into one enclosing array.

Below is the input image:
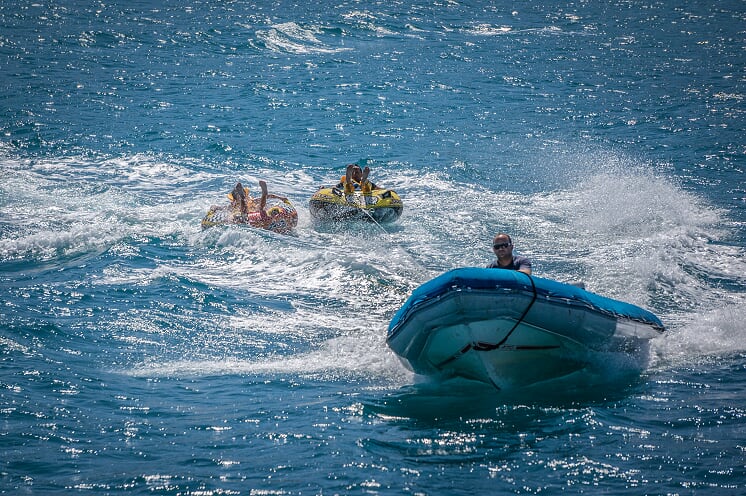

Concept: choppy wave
[[254, 22, 352, 54]]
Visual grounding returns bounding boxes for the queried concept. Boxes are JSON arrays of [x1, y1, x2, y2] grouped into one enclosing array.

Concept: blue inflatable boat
[[387, 268, 665, 389]]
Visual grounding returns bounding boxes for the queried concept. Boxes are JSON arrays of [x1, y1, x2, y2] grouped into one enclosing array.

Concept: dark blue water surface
[[2, 1, 745, 494]]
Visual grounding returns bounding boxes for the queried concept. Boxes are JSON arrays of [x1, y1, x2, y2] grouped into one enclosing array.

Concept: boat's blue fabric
[[388, 268, 664, 335]]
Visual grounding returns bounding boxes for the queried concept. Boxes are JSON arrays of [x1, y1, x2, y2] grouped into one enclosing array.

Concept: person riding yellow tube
[[337, 164, 376, 195]]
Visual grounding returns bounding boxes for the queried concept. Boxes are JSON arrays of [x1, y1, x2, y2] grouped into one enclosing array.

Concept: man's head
[[492, 233, 513, 256]]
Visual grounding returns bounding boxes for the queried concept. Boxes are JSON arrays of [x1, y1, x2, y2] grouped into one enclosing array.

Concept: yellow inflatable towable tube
[[309, 186, 403, 223]]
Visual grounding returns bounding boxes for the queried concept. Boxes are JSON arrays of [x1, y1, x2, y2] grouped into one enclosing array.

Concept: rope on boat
[[473, 273, 538, 351], [434, 273, 539, 370]]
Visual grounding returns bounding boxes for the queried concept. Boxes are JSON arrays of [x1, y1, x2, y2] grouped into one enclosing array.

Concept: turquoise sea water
[[1, 1, 745, 494]]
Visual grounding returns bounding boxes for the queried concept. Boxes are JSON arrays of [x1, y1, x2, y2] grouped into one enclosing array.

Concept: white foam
[[255, 22, 352, 54], [128, 332, 413, 385], [0, 153, 219, 261], [650, 300, 746, 370]]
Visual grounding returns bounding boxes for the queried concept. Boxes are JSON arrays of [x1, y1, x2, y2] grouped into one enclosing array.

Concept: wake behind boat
[[387, 268, 664, 389]]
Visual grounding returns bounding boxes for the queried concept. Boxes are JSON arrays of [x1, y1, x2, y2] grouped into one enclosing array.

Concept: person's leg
[[344, 164, 354, 194], [361, 166, 371, 193], [258, 180, 268, 211], [232, 182, 250, 216]]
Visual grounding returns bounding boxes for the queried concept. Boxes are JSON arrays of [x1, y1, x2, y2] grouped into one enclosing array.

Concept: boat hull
[[309, 186, 403, 223], [387, 268, 664, 388]]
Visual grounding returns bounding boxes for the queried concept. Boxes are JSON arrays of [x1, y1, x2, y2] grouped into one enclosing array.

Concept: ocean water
[[1, 0, 745, 494]]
